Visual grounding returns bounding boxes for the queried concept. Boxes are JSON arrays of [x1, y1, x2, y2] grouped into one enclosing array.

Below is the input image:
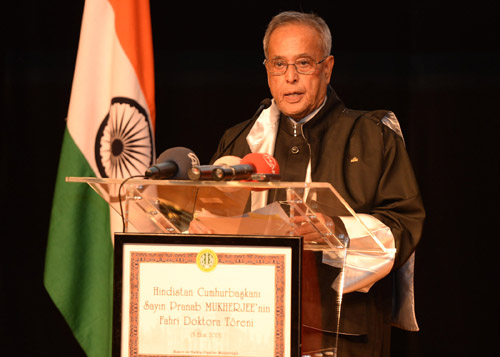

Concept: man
[[209, 11, 425, 356]]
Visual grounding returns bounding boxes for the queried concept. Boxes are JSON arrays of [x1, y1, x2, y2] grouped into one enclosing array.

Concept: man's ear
[[324, 55, 335, 81]]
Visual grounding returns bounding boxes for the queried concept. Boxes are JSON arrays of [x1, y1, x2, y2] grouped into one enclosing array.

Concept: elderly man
[[210, 11, 425, 356]]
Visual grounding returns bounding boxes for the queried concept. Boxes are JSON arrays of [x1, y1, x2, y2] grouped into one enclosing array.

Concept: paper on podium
[[193, 201, 293, 236]]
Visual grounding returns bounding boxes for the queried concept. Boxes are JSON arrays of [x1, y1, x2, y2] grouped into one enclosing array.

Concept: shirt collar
[[290, 96, 328, 124]]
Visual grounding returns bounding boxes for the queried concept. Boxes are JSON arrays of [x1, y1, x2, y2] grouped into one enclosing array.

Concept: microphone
[[188, 165, 218, 180], [188, 156, 242, 181], [212, 152, 280, 181], [212, 164, 255, 181], [213, 155, 242, 167], [217, 99, 272, 157], [255, 98, 272, 116], [145, 147, 200, 179]]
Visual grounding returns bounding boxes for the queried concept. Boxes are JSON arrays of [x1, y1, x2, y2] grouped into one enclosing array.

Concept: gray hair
[[263, 11, 332, 58]]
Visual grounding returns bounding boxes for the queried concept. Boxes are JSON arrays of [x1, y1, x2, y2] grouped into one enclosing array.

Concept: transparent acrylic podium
[[68, 177, 392, 357]]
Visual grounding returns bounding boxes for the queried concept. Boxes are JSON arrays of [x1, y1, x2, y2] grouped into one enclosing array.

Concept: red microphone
[[212, 153, 280, 181], [241, 153, 280, 181]]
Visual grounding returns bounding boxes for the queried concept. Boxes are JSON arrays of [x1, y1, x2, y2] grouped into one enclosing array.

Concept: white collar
[[292, 96, 327, 124], [246, 96, 328, 154]]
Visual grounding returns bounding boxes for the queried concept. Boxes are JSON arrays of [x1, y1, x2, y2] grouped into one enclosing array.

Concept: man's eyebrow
[[269, 53, 314, 60]]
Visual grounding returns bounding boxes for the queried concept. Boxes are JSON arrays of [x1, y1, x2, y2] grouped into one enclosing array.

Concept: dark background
[[2, 0, 499, 356]]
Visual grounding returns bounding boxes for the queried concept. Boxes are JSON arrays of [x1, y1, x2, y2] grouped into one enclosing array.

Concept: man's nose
[[284, 63, 299, 82]]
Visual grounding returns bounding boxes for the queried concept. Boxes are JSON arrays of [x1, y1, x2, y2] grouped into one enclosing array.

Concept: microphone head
[[149, 147, 199, 179], [240, 153, 280, 190], [260, 98, 272, 110], [213, 155, 242, 166], [240, 153, 279, 175]]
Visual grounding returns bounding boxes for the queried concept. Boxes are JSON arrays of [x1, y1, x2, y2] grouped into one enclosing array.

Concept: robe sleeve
[[371, 118, 425, 269]]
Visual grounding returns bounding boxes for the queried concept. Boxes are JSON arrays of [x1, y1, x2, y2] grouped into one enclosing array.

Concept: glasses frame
[[263, 55, 329, 76]]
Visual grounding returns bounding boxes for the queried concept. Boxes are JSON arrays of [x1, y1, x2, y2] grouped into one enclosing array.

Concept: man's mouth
[[284, 92, 304, 103]]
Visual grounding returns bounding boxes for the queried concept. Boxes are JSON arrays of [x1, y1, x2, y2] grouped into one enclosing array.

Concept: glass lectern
[[68, 177, 393, 357]]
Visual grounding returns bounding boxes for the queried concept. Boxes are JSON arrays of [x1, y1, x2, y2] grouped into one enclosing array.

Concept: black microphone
[[212, 164, 255, 181], [211, 153, 280, 181], [216, 98, 272, 158], [188, 165, 221, 180], [255, 98, 272, 116], [145, 147, 200, 179], [188, 156, 243, 181]]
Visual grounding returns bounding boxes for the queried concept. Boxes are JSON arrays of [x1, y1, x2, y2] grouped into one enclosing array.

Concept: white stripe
[[67, 0, 150, 175]]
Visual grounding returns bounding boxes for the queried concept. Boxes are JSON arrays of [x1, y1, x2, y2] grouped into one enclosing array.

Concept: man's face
[[266, 23, 334, 120]]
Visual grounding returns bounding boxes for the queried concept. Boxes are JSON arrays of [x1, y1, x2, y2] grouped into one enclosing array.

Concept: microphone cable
[[118, 174, 146, 233]]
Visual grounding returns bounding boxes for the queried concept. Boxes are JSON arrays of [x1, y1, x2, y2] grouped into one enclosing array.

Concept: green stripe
[[44, 128, 113, 357]]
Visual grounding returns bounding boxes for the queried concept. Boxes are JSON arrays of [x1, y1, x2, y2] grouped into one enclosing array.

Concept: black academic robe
[[210, 90, 425, 356]]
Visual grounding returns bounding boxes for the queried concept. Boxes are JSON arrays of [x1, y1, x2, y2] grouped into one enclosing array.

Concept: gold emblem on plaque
[[196, 249, 218, 272]]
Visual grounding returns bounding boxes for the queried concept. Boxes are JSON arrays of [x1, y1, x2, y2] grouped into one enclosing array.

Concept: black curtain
[[2, 1, 499, 355]]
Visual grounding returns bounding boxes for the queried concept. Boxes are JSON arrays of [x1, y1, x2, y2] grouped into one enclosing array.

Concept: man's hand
[[293, 213, 335, 243]]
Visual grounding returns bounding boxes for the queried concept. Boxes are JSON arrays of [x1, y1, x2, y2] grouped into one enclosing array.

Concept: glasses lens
[[268, 59, 287, 75], [295, 58, 315, 74], [265, 56, 323, 75]]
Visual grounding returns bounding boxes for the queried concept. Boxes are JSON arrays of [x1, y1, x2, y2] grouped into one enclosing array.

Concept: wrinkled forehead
[[267, 24, 324, 59]]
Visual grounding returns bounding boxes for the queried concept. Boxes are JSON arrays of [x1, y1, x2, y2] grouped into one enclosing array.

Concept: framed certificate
[[112, 233, 302, 357]]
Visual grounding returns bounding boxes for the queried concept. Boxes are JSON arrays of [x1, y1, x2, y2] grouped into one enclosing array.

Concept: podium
[[68, 177, 392, 357]]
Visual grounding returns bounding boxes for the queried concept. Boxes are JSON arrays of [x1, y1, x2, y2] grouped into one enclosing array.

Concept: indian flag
[[44, 0, 155, 356]]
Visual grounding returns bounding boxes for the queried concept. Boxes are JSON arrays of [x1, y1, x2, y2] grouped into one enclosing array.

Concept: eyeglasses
[[263, 56, 329, 76]]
